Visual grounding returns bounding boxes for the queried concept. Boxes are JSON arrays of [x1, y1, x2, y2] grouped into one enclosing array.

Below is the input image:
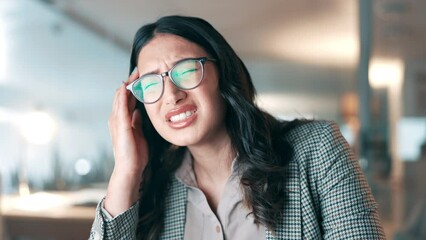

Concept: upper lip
[[165, 104, 197, 121]]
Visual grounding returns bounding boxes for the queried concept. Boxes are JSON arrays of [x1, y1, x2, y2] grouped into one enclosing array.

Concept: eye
[[181, 68, 197, 75], [143, 82, 158, 91], [175, 67, 197, 78], [173, 59, 200, 79], [139, 75, 161, 91]]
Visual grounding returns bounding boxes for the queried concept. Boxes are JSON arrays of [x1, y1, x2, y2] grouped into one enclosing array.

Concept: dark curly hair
[[129, 15, 300, 239]]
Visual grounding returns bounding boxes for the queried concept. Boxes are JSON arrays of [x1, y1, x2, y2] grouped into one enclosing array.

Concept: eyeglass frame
[[126, 57, 217, 104]]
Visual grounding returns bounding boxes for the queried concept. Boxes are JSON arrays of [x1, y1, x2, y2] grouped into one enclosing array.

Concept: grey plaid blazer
[[90, 121, 386, 239]]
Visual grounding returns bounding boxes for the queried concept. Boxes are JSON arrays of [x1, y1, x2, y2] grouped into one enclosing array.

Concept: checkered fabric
[[89, 198, 139, 239], [264, 120, 386, 239], [89, 120, 386, 240], [159, 177, 188, 239]]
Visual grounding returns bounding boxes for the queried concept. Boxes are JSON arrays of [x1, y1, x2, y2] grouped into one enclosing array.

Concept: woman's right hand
[[104, 68, 148, 216]]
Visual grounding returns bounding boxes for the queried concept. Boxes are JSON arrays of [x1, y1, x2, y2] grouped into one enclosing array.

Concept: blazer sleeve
[[315, 122, 386, 239], [89, 198, 139, 240]]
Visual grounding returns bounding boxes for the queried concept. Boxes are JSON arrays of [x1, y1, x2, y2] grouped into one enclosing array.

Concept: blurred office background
[[0, 0, 425, 239]]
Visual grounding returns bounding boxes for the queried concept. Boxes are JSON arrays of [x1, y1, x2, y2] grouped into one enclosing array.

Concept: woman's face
[[137, 33, 227, 147]]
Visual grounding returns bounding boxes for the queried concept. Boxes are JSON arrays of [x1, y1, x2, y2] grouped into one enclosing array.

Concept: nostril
[[166, 94, 186, 105], [165, 89, 186, 105]]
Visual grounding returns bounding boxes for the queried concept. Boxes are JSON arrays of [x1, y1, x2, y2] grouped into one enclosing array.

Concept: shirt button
[[216, 225, 221, 233]]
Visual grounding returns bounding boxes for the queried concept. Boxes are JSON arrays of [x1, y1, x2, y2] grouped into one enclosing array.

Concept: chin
[[163, 129, 206, 147], [164, 136, 198, 147]]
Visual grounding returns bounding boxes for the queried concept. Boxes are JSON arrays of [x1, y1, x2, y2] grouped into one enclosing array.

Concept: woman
[[90, 15, 385, 240]]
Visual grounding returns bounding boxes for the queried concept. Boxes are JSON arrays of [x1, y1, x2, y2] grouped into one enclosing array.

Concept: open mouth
[[165, 105, 198, 128], [169, 110, 197, 123]]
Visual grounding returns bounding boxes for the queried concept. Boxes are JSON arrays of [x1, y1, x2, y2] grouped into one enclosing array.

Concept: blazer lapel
[[160, 177, 188, 240], [266, 160, 302, 240]]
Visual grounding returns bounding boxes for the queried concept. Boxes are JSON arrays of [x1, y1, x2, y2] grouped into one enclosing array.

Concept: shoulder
[[281, 119, 353, 176], [284, 120, 344, 152]]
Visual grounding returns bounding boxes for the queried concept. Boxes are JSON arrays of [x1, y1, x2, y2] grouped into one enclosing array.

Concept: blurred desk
[[1, 190, 105, 240]]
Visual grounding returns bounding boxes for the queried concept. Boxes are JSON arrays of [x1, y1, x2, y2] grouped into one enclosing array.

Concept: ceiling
[[45, 0, 360, 67], [46, 0, 426, 64]]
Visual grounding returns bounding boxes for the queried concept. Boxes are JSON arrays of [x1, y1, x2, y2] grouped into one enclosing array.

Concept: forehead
[[137, 34, 208, 66]]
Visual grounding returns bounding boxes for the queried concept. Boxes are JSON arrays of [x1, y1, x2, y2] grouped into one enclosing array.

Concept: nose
[[163, 76, 186, 105]]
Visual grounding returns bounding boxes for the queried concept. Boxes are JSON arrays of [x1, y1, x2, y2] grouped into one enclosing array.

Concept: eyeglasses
[[126, 57, 217, 104]]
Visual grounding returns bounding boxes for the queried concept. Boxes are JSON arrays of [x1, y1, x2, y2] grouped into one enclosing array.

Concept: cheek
[[202, 87, 226, 123], [144, 105, 163, 129]]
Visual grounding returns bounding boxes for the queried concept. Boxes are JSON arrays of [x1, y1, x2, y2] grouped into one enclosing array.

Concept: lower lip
[[167, 112, 197, 129]]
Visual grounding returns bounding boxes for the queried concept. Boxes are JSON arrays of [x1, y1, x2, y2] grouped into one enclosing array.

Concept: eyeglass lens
[[132, 59, 203, 103]]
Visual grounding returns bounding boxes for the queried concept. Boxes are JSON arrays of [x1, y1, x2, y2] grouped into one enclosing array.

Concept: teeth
[[170, 110, 195, 122]]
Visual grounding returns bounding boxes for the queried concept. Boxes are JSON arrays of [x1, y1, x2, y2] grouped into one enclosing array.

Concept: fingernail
[[131, 67, 137, 75]]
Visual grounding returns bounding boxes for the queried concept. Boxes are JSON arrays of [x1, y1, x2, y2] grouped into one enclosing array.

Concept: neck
[[187, 129, 235, 184]]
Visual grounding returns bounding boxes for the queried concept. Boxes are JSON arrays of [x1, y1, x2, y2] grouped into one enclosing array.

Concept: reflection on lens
[[140, 75, 162, 103], [172, 60, 202, 89], [132, 80, 144, 102]]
